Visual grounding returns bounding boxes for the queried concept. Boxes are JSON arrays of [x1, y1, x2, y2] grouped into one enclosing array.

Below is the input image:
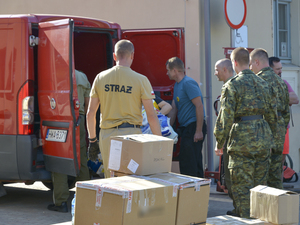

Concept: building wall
[[1, 0, 299, 172], [283, 0, 300, 173]]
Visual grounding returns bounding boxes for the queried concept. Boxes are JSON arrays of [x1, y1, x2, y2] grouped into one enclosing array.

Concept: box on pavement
[[147, 172, 211, 225], [264, 223, 298, 225], [250, 185, 299, 225], [206, 215, 265, 224], [74, 176, 178, 225], [108, 134, 174, 175]]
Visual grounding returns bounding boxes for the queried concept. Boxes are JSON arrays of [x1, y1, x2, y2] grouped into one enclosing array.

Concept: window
[[273, 0, 291, 60]]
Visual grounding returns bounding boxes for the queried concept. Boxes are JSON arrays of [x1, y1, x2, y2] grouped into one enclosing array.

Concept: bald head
[[214, 58, 234, 83]]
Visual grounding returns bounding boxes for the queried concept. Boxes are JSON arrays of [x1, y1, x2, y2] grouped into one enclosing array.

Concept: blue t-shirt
[[173, 76, 205, 127]]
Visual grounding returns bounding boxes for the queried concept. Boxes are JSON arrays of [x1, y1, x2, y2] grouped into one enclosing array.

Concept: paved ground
[[0, 174, 299, 225]]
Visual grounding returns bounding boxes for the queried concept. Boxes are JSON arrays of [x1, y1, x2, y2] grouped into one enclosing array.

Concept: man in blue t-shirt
[[166, 57, 206, 177]]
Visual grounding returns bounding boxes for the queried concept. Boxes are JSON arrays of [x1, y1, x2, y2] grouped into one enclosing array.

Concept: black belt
[[278, 112, 282, 117], [234, 115, 263, 122], [114, 123, 140, 129]]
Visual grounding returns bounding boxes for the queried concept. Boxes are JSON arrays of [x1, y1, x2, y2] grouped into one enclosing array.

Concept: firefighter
[[86, 40, 161, 178]]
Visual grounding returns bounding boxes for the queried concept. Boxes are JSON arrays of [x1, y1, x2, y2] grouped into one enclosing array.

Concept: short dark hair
[[250, 48, 269, 62], [166, 57, 185, 72], [231, 47, 249, 66], [114, 40, 134, 59], [269, 57, 280, 68]]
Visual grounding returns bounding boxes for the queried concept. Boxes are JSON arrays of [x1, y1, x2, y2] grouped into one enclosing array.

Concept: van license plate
[[46, 129, 68, 142]]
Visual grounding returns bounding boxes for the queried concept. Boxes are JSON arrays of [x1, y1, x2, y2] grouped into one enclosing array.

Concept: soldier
[[269, 56, 299, 181], [213, 58, 235, 215], [250, 49, 290, 189], [214, 47, 277, 218], [48, 70, 91, 212]]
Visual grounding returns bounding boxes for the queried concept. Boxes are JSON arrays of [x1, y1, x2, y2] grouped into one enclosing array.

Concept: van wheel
[[42, 176, 76, 190]]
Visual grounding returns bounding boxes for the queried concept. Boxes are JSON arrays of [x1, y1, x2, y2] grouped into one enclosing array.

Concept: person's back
[[87, 39, 161, 178], [256, 68, 289, 149], [219, 69, 276, 151], [92, 65, 152, 129], [258, 69, 289, 119], [250, 49, 290, 190]]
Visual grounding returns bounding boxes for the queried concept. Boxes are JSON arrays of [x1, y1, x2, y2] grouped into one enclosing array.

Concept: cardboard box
[[108, 134, 174, 175], [264, 223, 298, 225], [171, 161, 180, 173], [147, 172, 211, 225], [74, 176, 178, 225], [206, 215, 265, 224], [250, 185, 299, 225], [110, 170, 128, 177]]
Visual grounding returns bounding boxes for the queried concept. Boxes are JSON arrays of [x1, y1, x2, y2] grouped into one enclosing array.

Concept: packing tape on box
[[95, 183, 133, 213], [77, 178, 141, 213], [147, 178, 179, 197], [126, 191, 133, 213], [95, 187, 103, 208], [166, 172, 212, 188]]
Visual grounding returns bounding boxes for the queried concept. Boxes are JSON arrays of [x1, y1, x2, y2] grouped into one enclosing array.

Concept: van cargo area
[[0, 14, 184, 188]]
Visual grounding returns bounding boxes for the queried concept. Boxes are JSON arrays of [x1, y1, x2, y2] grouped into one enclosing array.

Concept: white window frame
[[273, 0, 291, 62]]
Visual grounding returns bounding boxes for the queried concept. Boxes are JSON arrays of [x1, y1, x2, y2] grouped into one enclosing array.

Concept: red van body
[[0, 14, 184, 186]]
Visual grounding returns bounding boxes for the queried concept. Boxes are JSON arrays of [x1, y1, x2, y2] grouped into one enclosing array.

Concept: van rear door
[[122, 28, 185, 158], [121, 28, 185, 101], [38, 19, 80, 176]]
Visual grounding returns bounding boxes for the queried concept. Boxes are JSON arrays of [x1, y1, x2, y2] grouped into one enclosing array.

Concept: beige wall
[[283, 0, 300, 173], [1, 0, 300, 172]]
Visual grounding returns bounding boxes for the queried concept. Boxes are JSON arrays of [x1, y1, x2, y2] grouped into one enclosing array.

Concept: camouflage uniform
[[51, 70, 91, 206], [257, 67, 290, 189], [220, 77, 236, 212], [214, 69, 277, 218]]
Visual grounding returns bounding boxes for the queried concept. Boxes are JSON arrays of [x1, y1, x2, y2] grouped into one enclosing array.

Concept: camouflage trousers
[[267, 147, 283, 189], [268, 122, 286, 189], [228, 149, 270, 218], [223, 145, 236, 211], [52, 115, 90, 205]]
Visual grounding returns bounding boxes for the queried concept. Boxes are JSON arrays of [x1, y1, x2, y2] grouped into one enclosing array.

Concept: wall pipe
[[204, 0, 214, 172]]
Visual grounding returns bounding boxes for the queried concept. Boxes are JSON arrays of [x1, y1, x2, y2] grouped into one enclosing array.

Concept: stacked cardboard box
[[74, 176, 178, 225], [74, 134, 211, 225], [108, 134, 174, 175], [148, 172, 211, 225], [250, 185, 299, 225]]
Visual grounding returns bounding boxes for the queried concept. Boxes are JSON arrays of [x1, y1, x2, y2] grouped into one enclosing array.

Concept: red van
[[0, 14, 184, 188]]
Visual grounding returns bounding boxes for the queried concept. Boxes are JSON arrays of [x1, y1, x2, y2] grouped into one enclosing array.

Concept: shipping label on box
[[250, 185, 299, 225], [108, 134, 174, 175], [74, 176, 178, 225]]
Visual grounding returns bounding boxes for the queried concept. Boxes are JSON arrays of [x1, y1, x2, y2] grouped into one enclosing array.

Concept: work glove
[[88, 141, 100, 162]]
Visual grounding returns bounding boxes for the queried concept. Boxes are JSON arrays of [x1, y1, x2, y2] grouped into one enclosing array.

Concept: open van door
[[121, 28, 185, 101], [122, 28, 185, 159], [38, 19, 80, 176]]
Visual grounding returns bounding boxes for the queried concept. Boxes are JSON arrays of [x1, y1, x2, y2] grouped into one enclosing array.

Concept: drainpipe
[[204, 0, 214, 172]]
